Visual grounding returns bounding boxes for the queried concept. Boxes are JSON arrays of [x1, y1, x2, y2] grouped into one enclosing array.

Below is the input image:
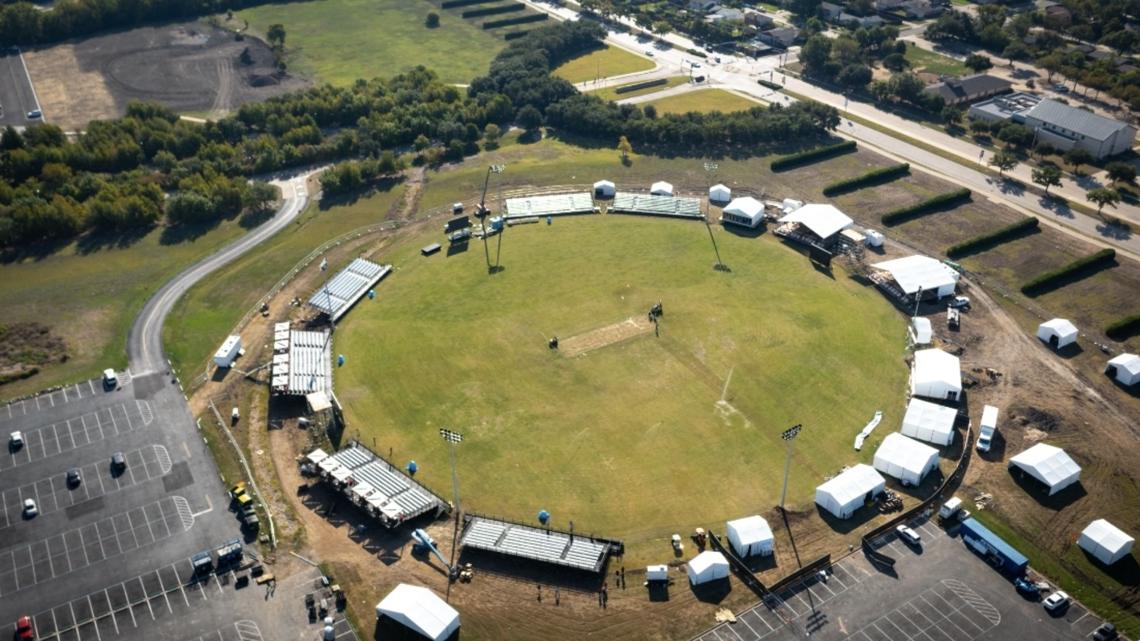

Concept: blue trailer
[[960, 517, 1028, 577]]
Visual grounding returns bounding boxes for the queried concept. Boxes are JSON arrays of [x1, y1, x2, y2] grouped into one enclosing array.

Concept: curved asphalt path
[[127, 174, 312, 375]]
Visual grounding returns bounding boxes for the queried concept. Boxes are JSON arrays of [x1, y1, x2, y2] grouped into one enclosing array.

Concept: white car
[[103, 368, 118, 388], [23, 498, 37, 517], [1043, 591, 1070, 612], [9, 431, 23, 449], [644, 50, 655, 57], [896, 524, 921, 545]]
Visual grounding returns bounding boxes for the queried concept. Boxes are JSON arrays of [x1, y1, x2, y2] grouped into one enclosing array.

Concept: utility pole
[[439, 427, 464, 591], [703, 161, 726, 271], [778, 424, 803, 512], [476, 164, 505, 272]]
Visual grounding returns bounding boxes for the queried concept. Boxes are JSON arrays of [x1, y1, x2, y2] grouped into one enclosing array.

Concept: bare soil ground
[[23, 21, 308, 130], [0, 322, 68, 385], [560, 316, 655, 357]]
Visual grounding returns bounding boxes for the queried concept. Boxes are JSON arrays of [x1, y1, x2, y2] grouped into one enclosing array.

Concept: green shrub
[[880, 188, 971, 226], [442, 0, 499, 8], [757, 78, 781, 90], [614, 78, 668, 94], [770, 140, 857, 172], [1106, 313, 1140, 341], [687, 48, 709, 58], [822, 163, 909, 196], [946, 217, 1038, 258], [503, 30, 530, 40], [463, 3, 524, 18], [483, 13, 547, 29], [1020, 248, 1117, 296]]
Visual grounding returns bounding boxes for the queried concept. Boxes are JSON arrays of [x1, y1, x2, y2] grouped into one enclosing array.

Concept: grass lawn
[[553, 45, 655, 84], [904, 43, 969, 77], [334, 214, 908, 548], [590, 75, 688, 102], [236, 0, 504, 86], [646, 88, 761, 115]]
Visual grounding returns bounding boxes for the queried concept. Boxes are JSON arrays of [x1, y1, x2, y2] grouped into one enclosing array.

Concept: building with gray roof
[[968, 92, 1136, 159]]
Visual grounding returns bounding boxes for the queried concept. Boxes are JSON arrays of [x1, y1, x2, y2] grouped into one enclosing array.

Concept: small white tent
[[909, 317, 933, 346], [900, 397, 956, 446], [722, 197, 765, 228], [650, 181, 674, 196], [593, 180, 616, 198], [375, 584, 460, 641], [686, 551, 729, 585], [726, 515, 774, 557], [1106, 353, 1140, 386], [815, 464, 886, 519], [873, 432, 940, 486], [646, 564, 669, 582], [1079, 519, 1135, 566], [1037, 318, 1078, 349], [1009, 443, 1081, 496], [910, 349, 962, 402], [709, 183, 732, 203]]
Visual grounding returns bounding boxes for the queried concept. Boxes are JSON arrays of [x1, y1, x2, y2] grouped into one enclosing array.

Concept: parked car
[[103, 368, 118, 388], [1014, 577, 1041, 599], [26, 109, 41, 119], [9, 430, 23, 450], [644, 50, 655, 57], [66, 467, 82, 487], [23, 498, 38, 518], [111, 451, 126, 472], [1043, 590, 1070, 612], [1093, 623, 1118, 640], [15, 615, 34, 640], [1052, 83, 1070, 93], [896, 524, 921, 545], [949, 295, 971, 310]]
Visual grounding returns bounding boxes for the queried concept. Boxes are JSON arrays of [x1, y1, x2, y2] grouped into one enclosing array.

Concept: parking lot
[[694, 516, 1111, 641]]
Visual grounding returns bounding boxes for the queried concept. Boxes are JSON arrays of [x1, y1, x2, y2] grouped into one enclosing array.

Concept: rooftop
[[1022, 99, 1134, 142]]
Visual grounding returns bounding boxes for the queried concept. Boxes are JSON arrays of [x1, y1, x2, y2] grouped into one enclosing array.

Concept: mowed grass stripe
[[553, 45, 655, 84]]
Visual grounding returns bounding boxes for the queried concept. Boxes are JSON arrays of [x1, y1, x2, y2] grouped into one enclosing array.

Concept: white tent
[[1037, 318, 1078, 349], [909, 317, 932, 346], [1106, 353, 1140, 386], [911, 349, 962, 401], [709, 183, 732, 203], [722, 196, 765, 228], [1009, 443, 1081, 496], [874, 432, 940, 486], [778, 203, 853, 241], [1079, 519, 1135, 566], [646, 564, 669, 582], [650, 181, 674, 196], [686, 551, 730, 585], [815, 464, 886, 519], [872, 255, 960, 298], [726, 515, 774, 557], [593, 180, 616, 198], [375, 584, 460, 641], [900, 397, 956, 446]]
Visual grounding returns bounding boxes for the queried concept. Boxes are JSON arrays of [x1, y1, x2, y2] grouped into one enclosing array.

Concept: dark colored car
[[1093, 623, 1118, 641], [66, 468, 82, 487], [111, 451, 126, 472], [1014, 577, 1040, 599]]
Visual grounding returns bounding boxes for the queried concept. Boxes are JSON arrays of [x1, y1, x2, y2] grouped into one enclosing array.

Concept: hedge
[[614, 78, 668, 94], [1106, 313, 1140, 341], [822, 163, 909, 196], [687, 48, 709, 58], [757, 78, 781, 90], [503, 30, 530, 40], [770, 140, 857, 172], [483, 13, 547, 29], [463, 3, 523, 18], [442, 0, 499, 8], [945, 217, 1038, 258], [880, 188, 971, 226], [1020, 248, 1117, 296]]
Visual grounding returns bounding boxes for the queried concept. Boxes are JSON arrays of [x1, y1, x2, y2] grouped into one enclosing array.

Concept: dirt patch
[[560, 316, 655, 357], [0, 322, 68, 386], [24, 22, 308, 130]]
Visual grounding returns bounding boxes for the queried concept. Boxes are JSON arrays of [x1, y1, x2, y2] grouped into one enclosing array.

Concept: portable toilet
[[490, 216, 504, 232]]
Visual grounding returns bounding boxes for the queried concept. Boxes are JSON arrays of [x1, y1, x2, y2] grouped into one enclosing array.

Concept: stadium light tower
[[439, 428, 464, 573], [778, 423, 803, 513], [478, 164, 506, 272], [703, 162, 726, 271]]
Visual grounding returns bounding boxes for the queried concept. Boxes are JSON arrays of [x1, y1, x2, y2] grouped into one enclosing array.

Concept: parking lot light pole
[[778, 424, 803, 513], [439, 428, 464, 573]]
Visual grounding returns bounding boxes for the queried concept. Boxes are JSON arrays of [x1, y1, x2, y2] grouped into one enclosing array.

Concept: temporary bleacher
[[272, 329, 331, 396], [310, 443, 448, 527], [308, 258, 392, 322], [459, 514, 622, 573], [504, 193, 597, 219], [610, 192, 702, 219]]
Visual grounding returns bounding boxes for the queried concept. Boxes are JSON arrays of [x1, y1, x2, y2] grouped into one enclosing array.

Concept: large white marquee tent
[[778, 203, 853, 242], [1009, 443, 1081, 496], [1037, 318, 1078, 349], [686, 551, 730, 585], [873, 432, 940, 486], [726, 515, 775, 557], [815, 464, 886, 519], [900, 397, 956, 446], [375, 584, 460, 641], [871, 255, 960, 298], [1106, 353, 1140, 386], [722, 196, 765, 228], [1078, 519, 1135, 566], [910, 349, 962, 401]]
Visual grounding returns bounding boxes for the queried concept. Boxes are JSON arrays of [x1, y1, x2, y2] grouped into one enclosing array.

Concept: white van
[[976, 405, 998, 452], [103, 368, 118, 388]]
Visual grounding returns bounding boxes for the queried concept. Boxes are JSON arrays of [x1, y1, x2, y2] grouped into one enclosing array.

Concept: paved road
[[126, 174, 312, 375]]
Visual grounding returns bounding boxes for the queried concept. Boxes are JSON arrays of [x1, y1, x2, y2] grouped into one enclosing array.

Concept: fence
[[707, 530, 769, 599], [768, 553, 831, 593]]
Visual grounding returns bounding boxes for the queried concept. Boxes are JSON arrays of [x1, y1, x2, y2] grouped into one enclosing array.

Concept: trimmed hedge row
[[687, 48, 709, 58], [483, 13, 547, 29], [503, 30, 530, 40], [881, 188, 970, 226], [614, 78, 668, 94], [822, 163, 909, 196], [1106, 313, 1140, 341], [442, 0, 498, 8], [757, 78, 781, 90], [1020, 248, 1117, 296], [770, 140, 857, 172], [945, 217, 1038, 258], [463, 3, 523, 17]]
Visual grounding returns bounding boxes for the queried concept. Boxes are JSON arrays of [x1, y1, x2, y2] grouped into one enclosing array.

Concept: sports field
[[334, 215, 908, 544], [236, 0, 504, 85], [646, 88, 762, 114], [553, 45, 655, 84]]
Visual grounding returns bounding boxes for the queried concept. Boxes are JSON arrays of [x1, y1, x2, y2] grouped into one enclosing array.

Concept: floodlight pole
[[778, 424, 802, 513], [439, 428, 464, 589], [703, 162, 726, 271]]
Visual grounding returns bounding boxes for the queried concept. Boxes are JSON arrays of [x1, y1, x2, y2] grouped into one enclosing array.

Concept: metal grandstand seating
[[870, 271, 909, 303], [308, 444, 448, 527], [459, 515, 623, 573], [272, 330, 331, 396], [308, 258, 392, 321], [504, 193, 597, 219], [610, 192, 703, 219]]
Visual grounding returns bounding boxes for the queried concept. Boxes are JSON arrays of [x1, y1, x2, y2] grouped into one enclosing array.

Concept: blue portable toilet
[[538, 509, 550, 525], [407, 460, 418, 476], [368, 289, 376, 300], [337, 354, 345, 367], [546, 215, 553, 225], [490, 216, 504, 232]]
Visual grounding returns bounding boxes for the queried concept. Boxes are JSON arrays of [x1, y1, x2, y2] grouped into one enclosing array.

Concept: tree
[[800, 34, 832, 75], [788, 0, 822, 20], [425, 11, 440, 28], [964, 54, 992, 72], [1063, 148, 1094, 174], [1031, 164, 1062, 195], [483, 123, 501, 149], [882, 53, 909, 72], [617, 135, 633, 164], [1037, 53, 1063, 82], [989, 149, 1019, 177], [516, 105, 543, 134], [243, 181, 278, 214], [239, 47, 254, 65], [996, 122, 1033, 149], [266, 24, 286, 49], [836, 64, 872, 90], [1001, 42, 1029, 66], [1087, 187, 1120, 214], [643, 104, 657, 119], [1106, 161, 1137, 184], [941, 106, 964, 128]]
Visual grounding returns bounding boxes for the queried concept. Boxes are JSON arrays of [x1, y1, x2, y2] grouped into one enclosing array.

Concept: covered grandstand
[[610, 192, 703, 219], [271, 328, 332, 396], [459, 514, 623, 573], [504, 192, 597, 219], [308, 258, 392, 322]]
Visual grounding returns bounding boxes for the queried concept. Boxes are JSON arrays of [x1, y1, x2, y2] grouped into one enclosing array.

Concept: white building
[[815, 463, 886, 519], [1009, 443, 1081, 496], [1037, 318, 1078, 349], [1106, 353, 1140, 386], [873, 432, 940, 486], [709, 183, 732, 203], [777, 203, 853, 246], [375, 584, 460, 641], [911, 349, 962, 402], [968, 93, 1136, 159], [726, 515, 774, 557], [909, 317, 933, 347], [686, 551, 730, 585], [593, 180, 616, 198], [650, 181, 675, 196], [900, 397, 956, 446], [872, 255, 960, 300], [722, 196, 765, 228], [1078, 519, 1135, 566], [213, 335, 242, 368]]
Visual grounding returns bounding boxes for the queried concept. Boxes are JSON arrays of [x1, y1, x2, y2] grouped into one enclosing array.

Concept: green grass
[[590, 75, 688, 102], [333, 214, 908, 550], [553, 45, 655, 84], [236, 0, 504, 85], [903, 43, 969, 77], [645, 88, 762, 114]]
